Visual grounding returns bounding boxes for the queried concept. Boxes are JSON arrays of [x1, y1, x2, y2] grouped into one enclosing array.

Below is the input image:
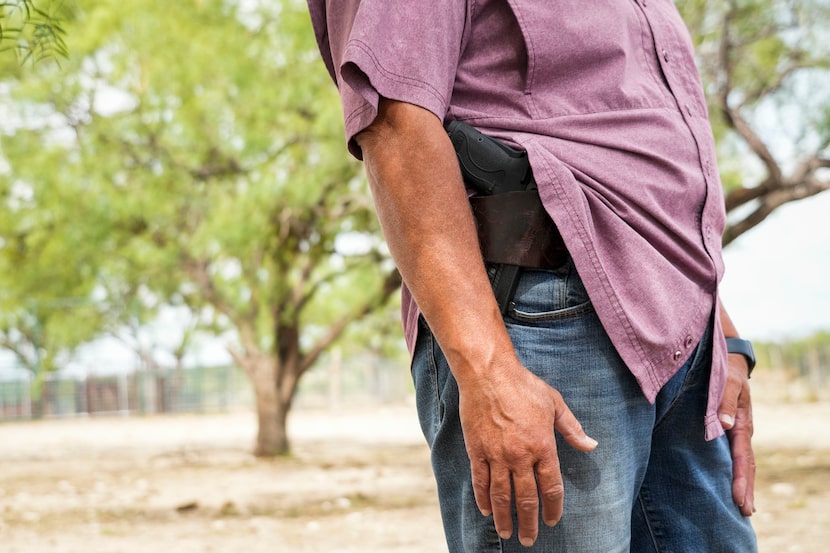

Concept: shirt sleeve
[[307, 0, 469, 158]]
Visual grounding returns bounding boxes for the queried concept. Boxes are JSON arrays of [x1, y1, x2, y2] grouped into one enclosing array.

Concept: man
[[307, 1, 758, 551]]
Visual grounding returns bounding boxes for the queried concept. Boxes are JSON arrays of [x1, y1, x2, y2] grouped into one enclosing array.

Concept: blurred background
[[0, 0, 828, 551]]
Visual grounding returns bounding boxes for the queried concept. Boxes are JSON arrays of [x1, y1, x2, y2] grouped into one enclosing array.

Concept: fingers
[[470, 443, 564, 547], [489, 465, 514, 541], [732, 474, 755, 517], [728, 405, 756, 516], [723, 363, 755, 516], [730, 434, 756, 515], [513, 469, 541, 546], [743, 460, 756, 517], [489, 463, 544, 546], [486, 462, 554, 547], [536, 453, 565, 527], [470, 454, 493, 517]]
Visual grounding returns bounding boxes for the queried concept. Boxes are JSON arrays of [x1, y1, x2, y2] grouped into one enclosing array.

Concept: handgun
[[446, 120, 536, 314]]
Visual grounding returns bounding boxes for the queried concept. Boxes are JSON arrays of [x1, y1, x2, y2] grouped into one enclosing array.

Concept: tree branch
[[723, 106, 783, 184], [724, 174, 830, 245], [737, 60, 806, 109], [0, 333, 35, 372], [298, 268, 401, 375], [725, 176, 774, 212], [181, 257, 236, 320]]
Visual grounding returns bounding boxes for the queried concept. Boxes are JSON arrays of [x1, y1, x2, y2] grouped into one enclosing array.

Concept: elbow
[[355, 98, 445, 156]]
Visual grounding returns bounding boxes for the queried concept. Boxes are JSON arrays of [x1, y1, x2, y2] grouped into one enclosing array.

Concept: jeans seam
[[637, 489, 662, 553], [426, 327, 445, 431]]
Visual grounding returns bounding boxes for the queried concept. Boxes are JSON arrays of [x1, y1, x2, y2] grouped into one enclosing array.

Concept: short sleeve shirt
[[308, 0, 730, 440]]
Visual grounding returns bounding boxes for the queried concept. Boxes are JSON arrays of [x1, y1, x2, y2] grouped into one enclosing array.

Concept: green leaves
[[0, 0, 394, 384], [0, 0, 69, 64], [677, 0, 830, 243]]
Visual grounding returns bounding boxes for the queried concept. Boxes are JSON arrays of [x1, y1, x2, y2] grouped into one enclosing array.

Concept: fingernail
[[719, 414, 735, 428], [499, 530, 512, 540], [481, 509, 492, 517], [544, 517, 561, 527], [584, 436, 599, 449], [520, 537, 535, 547]]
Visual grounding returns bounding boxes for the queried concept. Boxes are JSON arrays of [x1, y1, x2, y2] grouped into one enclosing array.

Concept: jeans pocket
[[506, 262, 594, 325]]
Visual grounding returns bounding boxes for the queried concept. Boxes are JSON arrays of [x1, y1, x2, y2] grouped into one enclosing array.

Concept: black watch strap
[[726, 337, 756, 377]]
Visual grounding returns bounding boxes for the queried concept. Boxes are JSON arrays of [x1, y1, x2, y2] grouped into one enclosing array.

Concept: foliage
[[0, 0, 68, 64], [754, 330, 830, 393], [757, 330, 830, 362], [0, 0, 400, 452], [0, 122, 113, 374], [677, 0, 830, 245]]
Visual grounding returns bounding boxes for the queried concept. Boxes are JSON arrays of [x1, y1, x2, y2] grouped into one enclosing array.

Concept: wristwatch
[[725, 337, 756, 377]]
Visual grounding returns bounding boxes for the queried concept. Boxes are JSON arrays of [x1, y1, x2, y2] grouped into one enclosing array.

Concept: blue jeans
[[411, 260, 757, 552]]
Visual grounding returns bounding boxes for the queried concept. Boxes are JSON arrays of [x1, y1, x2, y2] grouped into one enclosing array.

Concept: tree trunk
[[249, 356, 290, 456]]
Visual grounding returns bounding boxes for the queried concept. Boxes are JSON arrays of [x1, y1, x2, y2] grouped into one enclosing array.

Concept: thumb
[[718, 381, 741, 430], [552, 398, 598, 452]]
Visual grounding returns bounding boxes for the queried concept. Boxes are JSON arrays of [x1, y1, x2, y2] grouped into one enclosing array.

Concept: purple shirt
[[308, 0, 729, 440]]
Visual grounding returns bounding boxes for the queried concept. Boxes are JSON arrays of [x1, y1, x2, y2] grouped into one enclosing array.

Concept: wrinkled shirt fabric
[[308, 0, 729, 440]]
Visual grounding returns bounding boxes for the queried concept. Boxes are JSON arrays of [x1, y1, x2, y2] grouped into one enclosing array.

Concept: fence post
[[23, 372, 32, 420], [78, 375, 86, 415], [143, 370, 156, 414], [329, 347, 342, 411], [118, 372, 129, 414], [224, 365, 231, 409]]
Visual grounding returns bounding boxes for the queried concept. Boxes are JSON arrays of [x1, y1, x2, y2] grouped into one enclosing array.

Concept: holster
[[470, 190, 568, 271]]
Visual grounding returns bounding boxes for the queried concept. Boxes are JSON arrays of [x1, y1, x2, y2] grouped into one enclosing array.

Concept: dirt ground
[[0, 373, 828, 553]]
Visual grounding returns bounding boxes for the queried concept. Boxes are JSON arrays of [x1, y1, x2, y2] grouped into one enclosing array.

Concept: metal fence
[[0, 365, 253, 421]]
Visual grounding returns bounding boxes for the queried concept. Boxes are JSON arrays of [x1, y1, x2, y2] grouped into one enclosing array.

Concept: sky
[[720, 192, 830, 341]]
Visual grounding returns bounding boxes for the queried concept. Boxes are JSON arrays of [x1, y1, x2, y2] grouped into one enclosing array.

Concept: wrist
[[726, 337, 756, 377], [445, 331, 519, 387]]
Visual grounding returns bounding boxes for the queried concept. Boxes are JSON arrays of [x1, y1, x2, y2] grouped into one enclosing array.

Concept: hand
[[458, 360, 598, 547], [718, 353, 756, 516]]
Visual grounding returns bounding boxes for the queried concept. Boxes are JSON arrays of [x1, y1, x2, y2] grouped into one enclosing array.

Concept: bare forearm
[[719, 300, 741, 338], [356, 100, 516, 383], [357, 101, 596, 545]]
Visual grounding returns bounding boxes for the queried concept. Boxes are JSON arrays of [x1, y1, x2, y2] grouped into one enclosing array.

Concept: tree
[[0, 128, 113, 380], [4, 0, 827, 454], [0, 0, 400, 454], [0, 0, 67, 63], [678, 0, 830, 245]]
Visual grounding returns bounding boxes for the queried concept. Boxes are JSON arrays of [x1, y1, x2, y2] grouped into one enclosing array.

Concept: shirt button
[[673, 350, 683, 362], [685, 104, 693, 117], [685, 336, 694, 348], [662, 49, 670, 62]]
